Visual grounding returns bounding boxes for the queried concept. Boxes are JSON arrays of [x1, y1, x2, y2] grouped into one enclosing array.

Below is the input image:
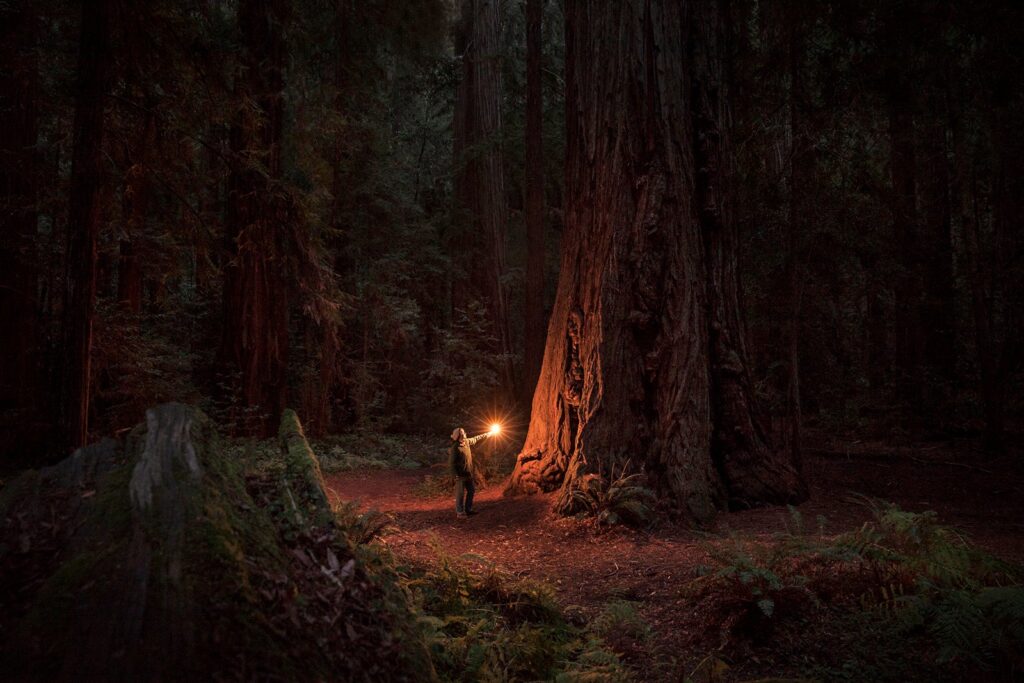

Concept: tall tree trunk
[[886, 83, 923, 413], [297, 0, 352, 436], [453, 0, 514, 394], [862, 251, 888, 391], [523, 0, 546, 408], [784, 3, 812, 469], [507, 0, 805, 522], [918, 105, 955, 407], [968, 93, 1021, 455], [218, 0, 292, 436], [118, 108, 156, 314], [60, 0, 113, 451], [0, 0, 41, 458]]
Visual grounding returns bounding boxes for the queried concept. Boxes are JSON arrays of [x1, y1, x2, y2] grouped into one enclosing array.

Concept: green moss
[[278, 408, 333, 525]]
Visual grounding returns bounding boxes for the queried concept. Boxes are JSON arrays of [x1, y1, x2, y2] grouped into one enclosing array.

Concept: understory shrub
[[569, 468, 657, 528], [686, 500, 1024, 680], [399, 548, 631, 682], [314, 432, 432, 472]]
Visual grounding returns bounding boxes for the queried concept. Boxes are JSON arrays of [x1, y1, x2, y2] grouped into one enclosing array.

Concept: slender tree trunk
[[118, 109, 156, 314], [60, 0, 113, 451], [784, 5, 811, 468], [887, 85, 923, 413], [918, 105, 955, 414], [862, 252, 888, 391], [218, 0, 292, 436], [453, 0, 514, 394], [0, 0, 40, 438], [523, 0, 546, 408], [950, 103, 1006, 454], [971, 97, 1020, 454], [297, 0, 352, 436], [507, 0, 805, 522]]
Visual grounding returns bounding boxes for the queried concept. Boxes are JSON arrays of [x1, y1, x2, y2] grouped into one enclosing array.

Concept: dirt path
[[323, 443, 1024, 670]]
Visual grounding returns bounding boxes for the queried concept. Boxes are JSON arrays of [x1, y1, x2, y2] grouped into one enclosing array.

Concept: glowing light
[[489, 423, 501, 435]]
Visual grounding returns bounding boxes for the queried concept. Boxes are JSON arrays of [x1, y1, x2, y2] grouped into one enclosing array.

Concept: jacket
[[449, 434, 486, 478]]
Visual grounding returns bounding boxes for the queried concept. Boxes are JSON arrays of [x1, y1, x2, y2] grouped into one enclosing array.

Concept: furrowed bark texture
[[453, 0, 514, 392], [117, 108, 156, 315], [60, 0, 114, 450], [523, 0, 546, 407], [507, 0, 805, 522], [219, 0, 292, 436], [0, 0, 41, 449]]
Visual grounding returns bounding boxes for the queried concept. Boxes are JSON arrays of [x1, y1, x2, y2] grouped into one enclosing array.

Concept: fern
[[568, 467, 657, 528], [332, 501, 396, 544]]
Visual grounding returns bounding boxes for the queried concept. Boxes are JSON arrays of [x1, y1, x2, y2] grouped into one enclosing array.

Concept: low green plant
[[333, 500, 396, 545], [691, 498, 1024, 679], [828, 495, 1015, 589], [588, 599, 652, 642], [399, 547, 632, 682], [897, 584, 1024, 670], [687, 536, 818, 644], [569, 467, 657, 528], [313, 432, 431, 473]]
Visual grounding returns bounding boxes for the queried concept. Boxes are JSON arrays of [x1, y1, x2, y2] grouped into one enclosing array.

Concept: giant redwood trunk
[[522, 0, 546, 407], [219, 0, 292, 435], [60, 0, 113, 451], [506, 0, 805, 522], [453, 0, 514, 393], [0, 0, 41, 448]]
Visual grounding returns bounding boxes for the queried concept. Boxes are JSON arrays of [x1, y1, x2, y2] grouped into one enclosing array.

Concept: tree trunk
[[862, 251, 888, 391], [785, 4, 812, 469], [60, 0, 113, 451], [523, 0, 546, 409], [218, 0, 292, 436], [453, 0, 514, 394], [118, 109, 156, 314], [506, 0, 805, 522], [918, 105, 955, 417], [0, 0, 41, 447], [887, 84, 923, 412]]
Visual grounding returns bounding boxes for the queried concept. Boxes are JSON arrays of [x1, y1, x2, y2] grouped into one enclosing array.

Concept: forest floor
[[323, 433, 1024, 680]]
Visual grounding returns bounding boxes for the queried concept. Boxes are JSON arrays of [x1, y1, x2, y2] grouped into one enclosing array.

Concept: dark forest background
[[2, 0, 1022, 464]]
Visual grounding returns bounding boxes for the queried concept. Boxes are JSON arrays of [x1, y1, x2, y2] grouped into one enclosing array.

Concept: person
[[449, 427, 490, 518]]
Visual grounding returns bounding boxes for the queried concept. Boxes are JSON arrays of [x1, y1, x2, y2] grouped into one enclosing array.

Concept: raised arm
[[466, 434, 488, 446]]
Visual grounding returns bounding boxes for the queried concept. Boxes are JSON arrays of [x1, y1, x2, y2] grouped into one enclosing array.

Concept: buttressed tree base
[[506, 0, 806, 521]]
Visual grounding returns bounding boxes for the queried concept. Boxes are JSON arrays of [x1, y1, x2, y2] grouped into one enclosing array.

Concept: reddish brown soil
[[323, 437, 1024, 677]]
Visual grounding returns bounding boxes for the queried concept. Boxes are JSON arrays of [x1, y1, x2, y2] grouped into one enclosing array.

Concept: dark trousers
[[454, 476, 475, 513]]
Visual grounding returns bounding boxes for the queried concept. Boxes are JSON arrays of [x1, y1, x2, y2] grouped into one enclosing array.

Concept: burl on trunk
[[506, 0, 806, 522]]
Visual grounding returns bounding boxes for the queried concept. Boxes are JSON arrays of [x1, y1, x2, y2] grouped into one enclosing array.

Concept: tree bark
[[886, 82, 923, 411], [453, 0, 514, 394], [218, 0, 293, 436], [784, 3, 812, 469], [918, 105, 955, 408], [523, 0, 546, 409], [60, 0, 113, 451], [0, 0, 40, 441], [506, 0, 805, 522], [118, 109, 156, 314]]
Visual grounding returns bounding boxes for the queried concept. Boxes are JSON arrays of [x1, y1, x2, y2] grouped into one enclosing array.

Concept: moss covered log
[[278, 408, 333, 526]]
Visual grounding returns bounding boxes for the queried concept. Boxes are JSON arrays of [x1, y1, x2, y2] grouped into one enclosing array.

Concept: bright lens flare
[[489, 423, 501, 435]]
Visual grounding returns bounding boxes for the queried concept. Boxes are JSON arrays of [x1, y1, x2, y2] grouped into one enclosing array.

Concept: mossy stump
[[0, 404, 429, 681]]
